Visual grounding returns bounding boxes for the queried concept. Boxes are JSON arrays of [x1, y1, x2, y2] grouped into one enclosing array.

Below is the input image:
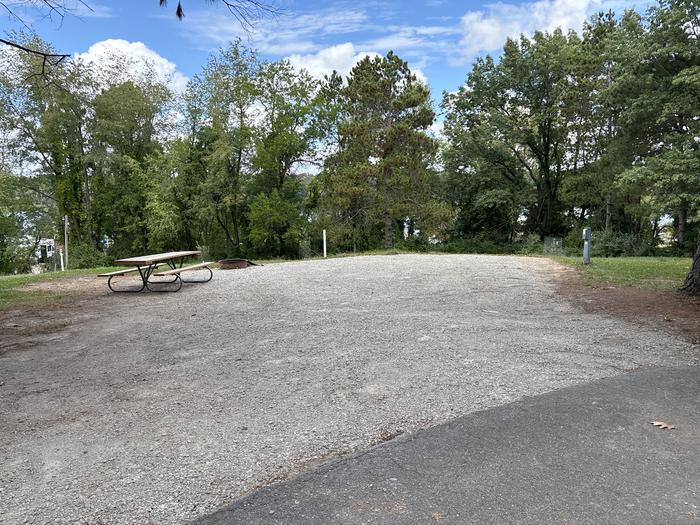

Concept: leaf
[[650, 421, 676, 430]]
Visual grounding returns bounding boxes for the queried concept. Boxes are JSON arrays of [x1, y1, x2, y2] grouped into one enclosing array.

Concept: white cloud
[[413, 67, 429, 85], [429, 120, 444, 136], [287, 43, 379, 79], [184, 8, 369, 55], [287, 43, 428, 86], [70, 1, 114, 18], [454, 0, 651, 65], [74, 39, 189, 93], [457, 0, 589, 63], [361, 24, 459, 62]]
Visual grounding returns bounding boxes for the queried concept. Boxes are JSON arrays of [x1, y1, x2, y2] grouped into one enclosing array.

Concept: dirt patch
[[545, 260, 700, 345], [20, 275, 108, 295], [0, 275, 114, 348]]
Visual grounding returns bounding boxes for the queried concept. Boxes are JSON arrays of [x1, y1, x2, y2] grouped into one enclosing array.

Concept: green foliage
[[69, 243, 110, 269], [317, 51, 443, 252], [591, 231, 656, 257], [248, 189, 304, 257], [443, 29, 577, 238], [517, 234, 544, 256], [437, 237, 515, 255]]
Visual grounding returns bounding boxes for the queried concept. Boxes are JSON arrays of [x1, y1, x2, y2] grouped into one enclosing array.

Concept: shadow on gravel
[[195, 366, 700, 525]]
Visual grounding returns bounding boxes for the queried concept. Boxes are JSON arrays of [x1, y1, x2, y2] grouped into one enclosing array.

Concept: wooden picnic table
[[114, 250, 201, 267], [100, 250, 213, 293]]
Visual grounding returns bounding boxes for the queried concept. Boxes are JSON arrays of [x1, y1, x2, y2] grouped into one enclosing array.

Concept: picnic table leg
[[107, 274, 146, 293], [180, 266, 213, 283], [145, 274, 182, 292], [145, 262, 182, 292], [105, 264, 150, 293], [164, 258, 184, 270]]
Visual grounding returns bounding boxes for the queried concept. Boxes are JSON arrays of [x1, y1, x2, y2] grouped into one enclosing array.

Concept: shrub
[[69, 243, 110, 269], [563, 230, 657, 257], [437, 236, 516, 254], [591, 231, 656, 257], [517, 234, 544, 255]]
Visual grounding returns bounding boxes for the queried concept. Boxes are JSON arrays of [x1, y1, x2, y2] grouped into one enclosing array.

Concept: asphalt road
[[197, 366, 700, 525]]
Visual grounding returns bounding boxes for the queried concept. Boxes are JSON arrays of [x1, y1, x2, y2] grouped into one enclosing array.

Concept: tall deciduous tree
[[445, 30, 577, 238], [611, 0, 700, 293]]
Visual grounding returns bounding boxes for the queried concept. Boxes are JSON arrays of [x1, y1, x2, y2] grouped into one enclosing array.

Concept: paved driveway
[[198, 366, 700, 525], [0, 255, 695, 523]]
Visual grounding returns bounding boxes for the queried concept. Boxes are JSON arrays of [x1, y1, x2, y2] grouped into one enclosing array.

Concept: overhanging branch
[[0, 38, 69, 75], [160, 0, 278, 29]]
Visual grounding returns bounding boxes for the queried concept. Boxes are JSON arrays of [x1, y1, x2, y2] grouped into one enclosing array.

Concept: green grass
[[0, 267, 116, 311], [552, 256, 691, 290]]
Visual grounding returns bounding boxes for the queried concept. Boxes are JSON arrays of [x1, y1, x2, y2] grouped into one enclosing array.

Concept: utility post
[[63, 215, 69, 270], [583, 227, 591, 265]]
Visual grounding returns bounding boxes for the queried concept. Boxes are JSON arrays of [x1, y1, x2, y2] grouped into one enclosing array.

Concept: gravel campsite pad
[[0, 254, 696, 523]]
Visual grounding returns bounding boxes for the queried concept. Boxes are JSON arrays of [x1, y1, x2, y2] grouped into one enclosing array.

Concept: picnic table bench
[[99, 251, 213, 293]]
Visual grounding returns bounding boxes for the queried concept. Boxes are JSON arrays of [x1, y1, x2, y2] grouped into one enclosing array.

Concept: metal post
[[322, 229, 327, 258], [583, 227, 591, 265], [63, 215, 69, 270], [59, 249, 65, 271]]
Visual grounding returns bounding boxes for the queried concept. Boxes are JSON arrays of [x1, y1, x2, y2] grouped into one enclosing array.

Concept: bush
[[397, 236, 434, 253], [436, 236, 516, 254], [592, 231, 656, 257], [69, 243, 110, 269], [563, 230, 657, 257], [0, 242, 32, 274], [516, 234, 544, 255]]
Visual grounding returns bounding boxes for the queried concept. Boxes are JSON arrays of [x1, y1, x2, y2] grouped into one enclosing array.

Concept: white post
[[322, 229, 327, 258], [63, 215, 69, 270], [59, 249, 65, 271]]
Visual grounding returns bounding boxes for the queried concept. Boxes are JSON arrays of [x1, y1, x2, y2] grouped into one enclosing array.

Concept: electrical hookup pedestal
[[583, 227, 591, 265]]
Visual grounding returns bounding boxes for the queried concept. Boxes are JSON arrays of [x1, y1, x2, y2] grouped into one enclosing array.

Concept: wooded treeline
[[1, 0, 698, 290]]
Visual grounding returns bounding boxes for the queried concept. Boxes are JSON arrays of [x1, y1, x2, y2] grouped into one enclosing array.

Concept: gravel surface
[[0, 254, 696, 524]]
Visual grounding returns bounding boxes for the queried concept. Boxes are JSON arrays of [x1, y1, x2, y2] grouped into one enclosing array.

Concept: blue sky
[[5, 0, 651, 101]]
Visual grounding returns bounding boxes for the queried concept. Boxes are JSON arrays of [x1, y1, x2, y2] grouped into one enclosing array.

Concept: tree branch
[[0, 38, 69, 76], [161, 0, 279, 29]]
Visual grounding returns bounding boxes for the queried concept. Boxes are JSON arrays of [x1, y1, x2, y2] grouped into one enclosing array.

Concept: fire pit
[[218, 258, 259, 270]]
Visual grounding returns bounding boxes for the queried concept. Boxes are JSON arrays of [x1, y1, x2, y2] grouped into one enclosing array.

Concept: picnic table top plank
[[113, 250, 201, 266]]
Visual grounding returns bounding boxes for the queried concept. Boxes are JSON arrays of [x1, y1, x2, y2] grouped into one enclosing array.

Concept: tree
[[610, 0, 700, 292], [0, 35, 95, 251], [247, 190, 304, 256], [89, 81, 169, 254], [445, 30, 580, 239], [319, 52, 438, 251], [195, 41, 259, 255]]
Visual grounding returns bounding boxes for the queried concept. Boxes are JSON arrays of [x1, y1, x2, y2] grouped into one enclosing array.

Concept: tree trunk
[[680, 231, 700, 296], [231, 205, 241, 254], [352, 222, 357, 254], [677, 206, 687, 248], [73, 215, 83, 244], [605, 195, 612, 232], [383, 211, 393, 250], [216, 212, 236, 250]]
